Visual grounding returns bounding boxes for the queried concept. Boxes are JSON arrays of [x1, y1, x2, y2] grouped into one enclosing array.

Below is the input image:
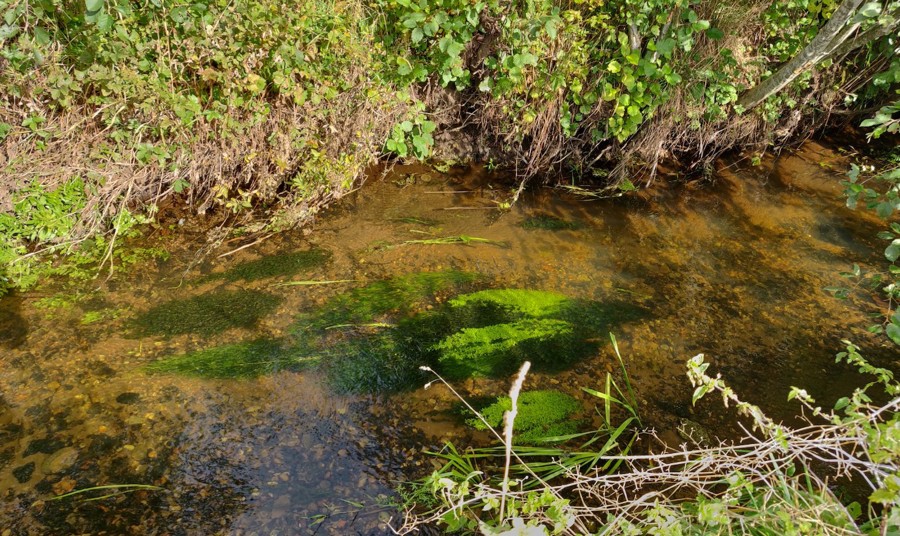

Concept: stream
[[0, 140, 896, 535]]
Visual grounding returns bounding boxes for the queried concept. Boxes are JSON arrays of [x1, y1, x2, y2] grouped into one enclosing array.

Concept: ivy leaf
[[706, 28, 724, 40], [411, 27, 423, 43]]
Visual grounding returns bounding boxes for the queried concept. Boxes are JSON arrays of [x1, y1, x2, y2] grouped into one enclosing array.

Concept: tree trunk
[[736, 0, 864, 112]]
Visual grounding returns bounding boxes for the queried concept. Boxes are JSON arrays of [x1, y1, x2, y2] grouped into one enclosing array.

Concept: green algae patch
[[448, 289, 571, 319], [468, 390, 582, 444], [208, 249, 331, 283], [429, 289, 635, 379], [521, 215, 580, 231], [144, 338, 311, 379], [301, 270, 480, 329], [131, 289, 281, 337], [434, 319, 578, 378], [292, 285, 647, 393]]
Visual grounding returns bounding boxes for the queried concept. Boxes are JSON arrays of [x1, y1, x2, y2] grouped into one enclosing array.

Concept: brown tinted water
[[0, 141, 896, 534]]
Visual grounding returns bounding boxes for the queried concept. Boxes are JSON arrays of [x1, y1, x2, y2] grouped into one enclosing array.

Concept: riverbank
[[2, 0, 898, 295]]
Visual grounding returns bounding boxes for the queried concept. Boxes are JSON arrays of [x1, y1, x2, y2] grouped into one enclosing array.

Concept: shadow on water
[[0, 293, 28, 349]]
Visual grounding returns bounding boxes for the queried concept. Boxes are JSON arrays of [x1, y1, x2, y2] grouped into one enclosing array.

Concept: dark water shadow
[[0, 294, 28, 349]]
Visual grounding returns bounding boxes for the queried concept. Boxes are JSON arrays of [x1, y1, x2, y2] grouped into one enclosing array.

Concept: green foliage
[[145, 338, 307, 379], [0, 178, 87, 244], [206, 249, 331, 283], [841, 159, 900, 345], [468, 390, 582, 444], [131, 289, 281, 337], [860, 57, 900, 139], [385, 102, 438, 159]]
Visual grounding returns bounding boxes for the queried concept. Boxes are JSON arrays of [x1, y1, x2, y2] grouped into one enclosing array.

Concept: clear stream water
[[0, 141, 896, 535]]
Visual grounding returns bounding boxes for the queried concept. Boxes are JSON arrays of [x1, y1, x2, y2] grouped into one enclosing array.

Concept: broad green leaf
[[859, 2, 882, 18], [888, 324, 900, 346], [886, 239, 900, 262]]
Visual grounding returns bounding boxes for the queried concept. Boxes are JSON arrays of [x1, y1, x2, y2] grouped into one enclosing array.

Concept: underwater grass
[[206, 249, 331, 282], [520, 215, 581, 231], [131, 289, 281, 337], [434, 319, 579, 379], [297, 270, 480, 330], [468, 390, 583, 445], [301, 287, 648, 391], [323, 331, 427, 394], [145, 338, 312, 379], [448, 289, 571, 319], [390, 217, 441, 226]]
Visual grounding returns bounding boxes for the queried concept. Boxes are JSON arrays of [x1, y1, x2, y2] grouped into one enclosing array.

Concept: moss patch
[[208, 249, 331, 283], [434, 319, 578, 378], [145, 338, 309, 379], [428, 289, 642, 379], [521, 215, 580, 231], [131, 289, 281, 337], [468, 390, 582, 444]]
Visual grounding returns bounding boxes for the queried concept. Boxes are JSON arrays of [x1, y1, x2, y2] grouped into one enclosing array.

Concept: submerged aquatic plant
[[401, 235, 508, 247], [206, 249, 331, 282], [520, 215, 580, 231], [434, 319, 579, 379], [468, 390, 583, 444], [292, 285, 646, 392], [145, 338, 311, 379], [430, 289, 626, 379], [131, 289, 281, 337], [299, 270, 479, 329], [323, 332, 427, 394]]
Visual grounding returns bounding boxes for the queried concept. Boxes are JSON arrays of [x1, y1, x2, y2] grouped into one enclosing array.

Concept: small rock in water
[[23, 438, 65, 457], [12, 461, 35, 484], [116, 392, 141, 404], [42, 447, 79, 473]]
